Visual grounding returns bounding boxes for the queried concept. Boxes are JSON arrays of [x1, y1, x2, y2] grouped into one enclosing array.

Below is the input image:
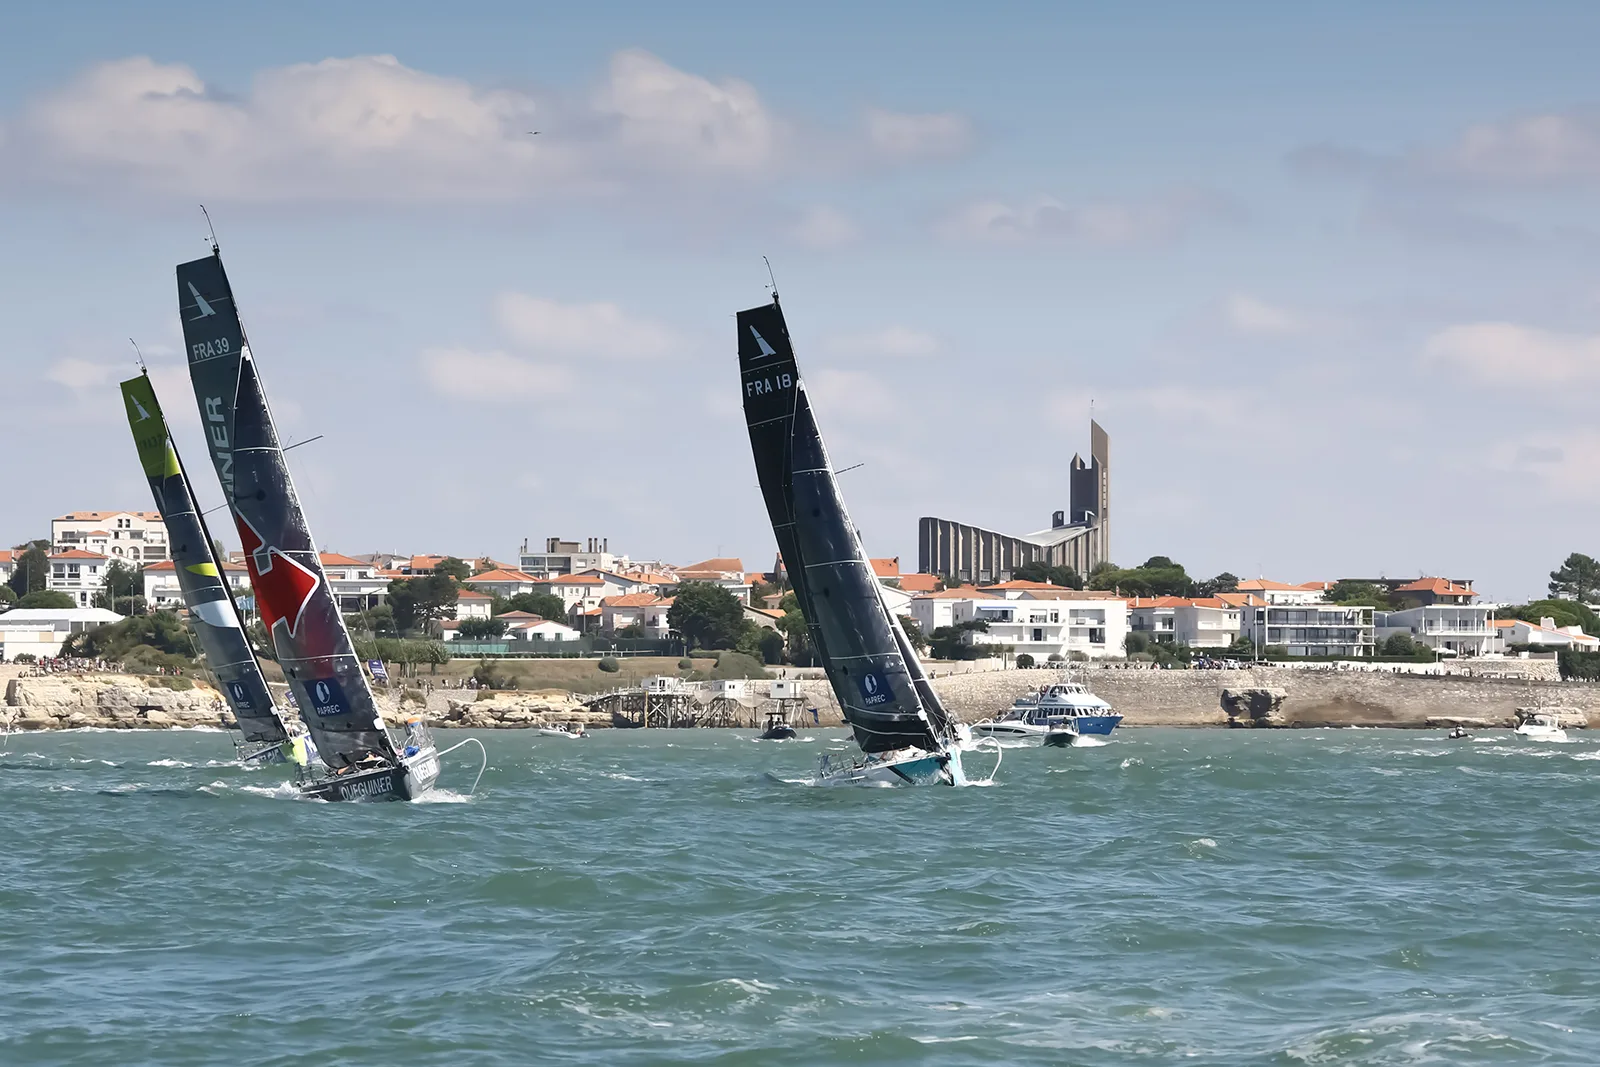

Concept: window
[[1089, 628, 1105, 644]]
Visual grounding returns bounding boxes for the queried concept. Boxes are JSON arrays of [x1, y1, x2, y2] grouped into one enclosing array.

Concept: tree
[[0, 585, 15, 608], [758, 628, 786, 664], [897, 614, 928, 654], [103, 560, 142, 599], [1087, 557, 1193, 597], [668, 581, 747, 650], [1500, 598, 1600, 634], [777, 592, 814, 665], [434, 557, 473, 582], [18, 590, 75, 609], [388, 573, 459, 634], [458, 617, 508, 640], [496, 591, 569, 621], [1549, 553, 1600, 604], [7, 541, 49, 598], [1381, 633, 1428, 658], [929, 619, 989, 660], [1328, 580, 1391, 609], [1015, 653, 1035, 669], [1012, 561, 1083, 588], [1196, 572, 1240, 597], [597, 656, 621, 673], [617, 622, 646, 638]]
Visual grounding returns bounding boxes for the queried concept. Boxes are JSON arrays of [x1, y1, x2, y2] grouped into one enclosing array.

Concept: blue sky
[[4, 2, 1600, 600]]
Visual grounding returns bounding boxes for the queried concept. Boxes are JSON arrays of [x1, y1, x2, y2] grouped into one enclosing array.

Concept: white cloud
[[789, 205, 859, 248], [1441, 111, 1600, 182], [1423, 321, 1600, 385], [945, 189, 1233, 246], [1492, 431, 1600, 500], [47, 358, 121, 391], [863, 108, 973, 162], [492, 294, 681, 358], [1223, 294, 1305, 336], [4, 50, 974, 202], [822, 326, 939, 358], [418, 346, 572, 401]]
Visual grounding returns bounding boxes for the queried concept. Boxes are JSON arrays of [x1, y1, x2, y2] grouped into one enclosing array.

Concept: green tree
[[777, 592, 814, 665], [388, 573, 459, 634], [18, 590, 75, 609], [668, 581, 747, 650], [897, 614, 928, 654], [434, 557, 473, 582], [758, 628, 786, 664], [495, 591, 569, 620], [1196, 572, 1240, 597], [929, 619, 989, 660], [1015, 653, 1035, 668], [1499, 598, 1600, 634], [1328, 580, 1392, 609], [1012, 561, 1084, 588], [458, 617, 508, 640], [7, 541, 50, 598], [1549, 553, 1600, 604], [597, 656, 621, 673], [0, 585, 15, 607]]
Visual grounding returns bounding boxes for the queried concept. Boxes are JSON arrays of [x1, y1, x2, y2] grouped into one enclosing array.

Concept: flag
[[368, 659, 390, 684], [809, 707, 819, 725]]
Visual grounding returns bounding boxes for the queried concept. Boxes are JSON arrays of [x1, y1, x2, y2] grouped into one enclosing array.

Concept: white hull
[[1516, 725, 1568, 742], [536, 727, 584, 739]]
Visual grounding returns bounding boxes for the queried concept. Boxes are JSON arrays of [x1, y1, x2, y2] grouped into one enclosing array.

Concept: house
[[897, 573, 941, 594], [1501, 617, 1599, 651], [47, 549, 111, 607], [1377, 603, 1497, 656], [744, 604, 785, 630], [503, 615, 582, 643], [673, 558, 753, 604], [1129, 597, 1241, 648], [52, 511, 169, 565], [574, 568, 662, 598], [1239, 600, 1375, 658], [518, 537, 617, 579], [906, 586, 1000, 633], [1235, 579, 1328, 606], [142, 559, 251, 609], [319, 553, 388, 612], [465, 569, 539, 598], [600, 593, 674, 637], [0, 606, 124, 660], [0, 549, 15, 586], [530, 574, 608, 614], [1392, 577, 1477, 609], [455, 589, 493, 621], [956, 593, 1130, 661]]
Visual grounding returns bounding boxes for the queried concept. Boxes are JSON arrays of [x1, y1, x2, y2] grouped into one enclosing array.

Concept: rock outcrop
[[433, 690, 608, 730], [1220, 687, 1288, 728], [4, 675, 231, 730]]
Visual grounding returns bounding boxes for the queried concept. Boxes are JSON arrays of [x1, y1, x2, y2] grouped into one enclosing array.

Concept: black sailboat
[[176, 240, 441, 801], [738, 290, 996, 785], [119, 372, 311, 767]]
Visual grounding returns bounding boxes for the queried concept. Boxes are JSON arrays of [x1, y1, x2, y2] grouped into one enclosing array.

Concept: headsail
[[120, 372, 289, 745], [738, 296, 955, 754], [178, 248, 396, 770]]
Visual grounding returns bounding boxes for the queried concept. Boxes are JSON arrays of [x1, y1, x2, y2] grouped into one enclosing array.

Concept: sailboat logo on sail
[[749, 326, 777, 359], [128, 394, 151, 422], [186, 282, 217, 320]]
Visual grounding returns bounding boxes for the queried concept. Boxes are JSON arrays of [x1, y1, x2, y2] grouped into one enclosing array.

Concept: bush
[[1046, 653, 1065, 664], [147, 675, 195, 691], [471, 659, 516, 690], [677, 657, 694, 670], [19, 590, 77, 609], [708, 651, 771, 680], [12, 653, 36, 664], [598, 656, 621, 673], [1015, 653, 1034, 669], [121, 644, 194, 675], [758, 628, 786, 665]]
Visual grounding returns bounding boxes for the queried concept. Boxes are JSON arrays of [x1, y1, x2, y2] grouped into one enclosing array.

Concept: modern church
[[917, 420, 1110, 585]]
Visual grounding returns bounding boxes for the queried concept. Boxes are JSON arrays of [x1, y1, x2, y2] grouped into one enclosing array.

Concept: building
[[1240, 601, 1375, 658], [957, 590, 1129, 661], [1391, 577, 1477, 609], [671, 558, 753, 604], [465, 569, 539, 598], [1129, 596, 1242, 648], [500, 613, 582, 643], [455, 590, 494, 620], [1235, 579, 1329, 606], [530, 574, 609, 614], [0, 549, 15, 586], [600, 593, 675, 637], [518, 537, 616, 578], [905, 586, 999, 633], [919, 419, 1110, 584], [52, 511, 169, 564], [1377, 604, 1497, 657], [142, 559, 251, 609], [47, 550, 111, 606], [318, 554, 388, 612], [1499, 617, 1599, 651], [0, 607, 123, 660]]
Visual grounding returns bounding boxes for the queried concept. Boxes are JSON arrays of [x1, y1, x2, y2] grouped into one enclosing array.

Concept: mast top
[[129, 338, 147, 373], [200, 204, 219, 254], [763, 256, 779, 305]]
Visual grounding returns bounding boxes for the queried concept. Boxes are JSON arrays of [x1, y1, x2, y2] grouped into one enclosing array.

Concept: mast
[[738, 293, 955, 754], [177, 244, 397, 769], [119, 372, 289, 744]]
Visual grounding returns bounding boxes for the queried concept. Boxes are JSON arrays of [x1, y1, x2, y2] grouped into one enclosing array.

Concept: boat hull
[[1070, 714, 1122, 735], [759, 725, 799, 741], [302, 748, 440, 803], [970, 721, 1046, 741], [818, 748, 959, 786], [1042, 728, 1080, 748]]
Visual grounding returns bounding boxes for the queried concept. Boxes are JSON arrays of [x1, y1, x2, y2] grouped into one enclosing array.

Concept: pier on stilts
[[582, 676, 810, 729]]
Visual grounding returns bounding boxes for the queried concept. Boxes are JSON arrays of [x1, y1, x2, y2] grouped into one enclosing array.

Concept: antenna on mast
[[129, 338, 147, 372], [763, 256, 779, 302], [200, 204, 219, 253]]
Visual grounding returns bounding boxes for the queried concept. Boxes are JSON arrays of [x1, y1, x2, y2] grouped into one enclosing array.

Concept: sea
[[2, 725, 1599, 1066]]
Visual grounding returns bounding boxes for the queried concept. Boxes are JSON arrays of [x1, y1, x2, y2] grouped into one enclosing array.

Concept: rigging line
[[835, 462, 864, 475], [129, 339, 146, 372], [200, 204, 219, 252]]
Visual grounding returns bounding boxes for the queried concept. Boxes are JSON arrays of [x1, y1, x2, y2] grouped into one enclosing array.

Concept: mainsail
[[120, 372, 289, 746], [178, 247, 396, 770], [738, 295, 955, 754]]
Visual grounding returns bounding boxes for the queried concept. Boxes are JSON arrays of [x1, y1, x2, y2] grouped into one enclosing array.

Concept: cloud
[[1423, 322, 1600, 386], [418, 346, 572, 401], [788, 205, 859, 248], [1222, 294, 1305, 337], [863, 108, 974, 162], [47, 358, 122, 391], [492, 294, 681, 358], [944, 188, 1235, 246], [1492, 431, 1600, 500], [5, 50, 975, 202], [821, 326, 939, 358], [1439, 111, 1600, 183]]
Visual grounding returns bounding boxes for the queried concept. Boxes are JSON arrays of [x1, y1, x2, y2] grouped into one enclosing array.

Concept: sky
[[4, 1, 1600, 601]]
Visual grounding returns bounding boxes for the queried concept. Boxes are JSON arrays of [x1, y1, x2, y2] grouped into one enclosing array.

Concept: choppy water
[[3, 726, 1600, 1065]]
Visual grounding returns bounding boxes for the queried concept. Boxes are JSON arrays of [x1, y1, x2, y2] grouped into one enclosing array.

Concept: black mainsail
[[120, 371, 290, 747], [739, 295, 956, 755], [178, 247, 397, 772]]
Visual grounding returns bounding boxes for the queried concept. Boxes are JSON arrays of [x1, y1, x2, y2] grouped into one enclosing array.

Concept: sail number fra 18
[[746, 372, 792, 397], [190, 337, 232, 362]]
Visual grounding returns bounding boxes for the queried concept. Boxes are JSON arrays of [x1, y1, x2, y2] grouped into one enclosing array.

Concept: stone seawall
[[3, 675, 233, 730]]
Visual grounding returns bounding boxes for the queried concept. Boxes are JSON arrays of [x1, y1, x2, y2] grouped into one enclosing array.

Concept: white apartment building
[[47, 550, 111, 607], [532, 574, 608, 613], [600, 594, 675, 636], [0, 549, 15, 586], [670, 558, 754, 605], [318, 554, 389, 613], [1377, 605, 1499, 657], [906, 588, 1000, 633], [52, 511, 169, 564], [518, 537, 617, 578], [0, 607, 124, 660], [465, 569, 539, 598], [1240, 602, 1375, 658], [1129, 597, 1241, 648], [142, 559, 251, 609], [953, 592, 1129, 661], [456, 590, 493, 620]]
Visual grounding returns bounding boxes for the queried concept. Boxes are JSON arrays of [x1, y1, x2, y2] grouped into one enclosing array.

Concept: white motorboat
[[971, 677, 1122, 744], [1515, 711, 1568, 742], [537, 723, 588, 739]]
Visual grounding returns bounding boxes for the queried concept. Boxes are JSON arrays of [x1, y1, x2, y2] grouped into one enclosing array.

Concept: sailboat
[[737, 290, 998, 786], [176, 238, 444, 802], [119, 372, 313, 768]]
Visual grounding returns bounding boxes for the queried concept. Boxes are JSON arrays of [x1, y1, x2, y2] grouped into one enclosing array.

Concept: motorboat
[[971, 678, 1122, 743], [1041, 718, 1081, 748], [1515, 710, 1568, 742], [758, 711, 798, 741], [537, 723, 588, 739]]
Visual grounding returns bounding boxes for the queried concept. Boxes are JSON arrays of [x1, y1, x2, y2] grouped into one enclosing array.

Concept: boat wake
[[413, 789, 475, 804], [1073, 736, 1111, 748]]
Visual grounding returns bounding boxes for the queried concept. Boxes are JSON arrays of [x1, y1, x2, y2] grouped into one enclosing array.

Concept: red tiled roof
[[869, 557, 900, 578], [49, 549, 108, 560], [1237, 579, 1315, 592], [457, 589, 491, 599], [981, 579, 1072, 590], [680, 557, 745, 574], [603, 593, 667, 608], [468, 569, 537, 584], [897, 574, 940, 593], [534, 574, 605, 586], [318, 552, 367, 567], [1215, 592, 1265, 607], [1396, 577, 1474, 596], [56, 511, 162, 521], [494, 610, 544, 620], [915, 586, 1000, 600]]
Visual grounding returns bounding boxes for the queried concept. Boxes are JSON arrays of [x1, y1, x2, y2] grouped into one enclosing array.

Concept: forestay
[[120, 372, 289, 745], [738, 296, 955, 755], [178, 249, 396, 770]]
